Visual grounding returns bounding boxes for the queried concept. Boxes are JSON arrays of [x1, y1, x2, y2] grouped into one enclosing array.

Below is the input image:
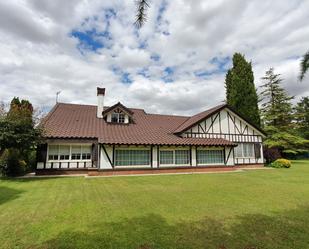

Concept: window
[[48, 145, 58, 160], [159, 150, 190, 165], [254, 143, 261, 158], [197, 150, 224, 165], [59, 145, 70, 160], [175, 150, 190, 165], [111, 112, 125, 123], [82, 145, 91, 160], [115, 150, 150, 166], [48, 144, 92, 161], [234, 143, 255, 158], [71, 145, 81, 160], [160, 150, 174, 165]]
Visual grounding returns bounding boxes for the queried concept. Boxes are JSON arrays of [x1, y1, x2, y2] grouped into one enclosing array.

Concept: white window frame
[[47, 144, 92, 162], [159, 148, 190, 166], [234, 143, 255, 158], [196, 147, 224, 166], [114, 147, 151, 167], [111, 112, 125, 123]]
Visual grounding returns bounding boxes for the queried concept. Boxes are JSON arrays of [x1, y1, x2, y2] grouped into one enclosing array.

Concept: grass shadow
[[0, 186, 24, 205], [36, 205, 309, 249]]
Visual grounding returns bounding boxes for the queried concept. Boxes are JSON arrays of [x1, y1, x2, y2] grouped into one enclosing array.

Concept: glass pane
[[111, 113, 118, 122], [197, 150, 224, 165], [81, 145, 91, 153], [234, 144, 243, 157], [119, 114, 125, 123], [59, 145, 70, 160], [49, 145, 58, 154], [115, 150, 150, 166], [175, 150, 189, 165], [160, 150, 174, 165], [72, 145, 81, 153]]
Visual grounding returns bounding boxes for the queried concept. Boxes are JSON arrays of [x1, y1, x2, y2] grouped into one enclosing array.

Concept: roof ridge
[[146, 113, 189, 118]]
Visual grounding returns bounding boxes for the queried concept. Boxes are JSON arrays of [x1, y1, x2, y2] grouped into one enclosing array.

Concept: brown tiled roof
[[42, 103, 236, 147]]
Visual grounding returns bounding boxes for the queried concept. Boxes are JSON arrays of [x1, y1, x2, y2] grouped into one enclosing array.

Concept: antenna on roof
[[56, 91, 61, 103]]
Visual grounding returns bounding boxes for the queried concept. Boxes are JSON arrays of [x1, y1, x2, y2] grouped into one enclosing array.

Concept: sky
[[0, 0, 309, 116]]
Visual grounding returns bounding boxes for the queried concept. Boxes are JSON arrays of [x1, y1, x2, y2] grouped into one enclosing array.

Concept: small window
[[71, 145, 81, 160], [82, 145, 91, 160], [48, 145, 58, 160], [111, 112, 125, 123], [59, 145, 70, 160]]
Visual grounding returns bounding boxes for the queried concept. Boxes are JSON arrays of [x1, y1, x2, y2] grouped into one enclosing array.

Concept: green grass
[[1, 160, 309, 249]]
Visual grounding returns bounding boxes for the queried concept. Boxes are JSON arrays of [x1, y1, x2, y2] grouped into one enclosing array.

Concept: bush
[[263, 147, 282, 164], [0, 149, 26, 176], [0, 149, 9, 176], [270, 158, 291, 168]]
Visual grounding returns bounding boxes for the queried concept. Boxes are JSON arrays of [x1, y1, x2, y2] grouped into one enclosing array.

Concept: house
[[36, 87, 265, 171]]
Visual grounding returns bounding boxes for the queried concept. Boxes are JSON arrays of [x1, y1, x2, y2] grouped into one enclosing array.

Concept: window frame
[[234, 143, 255, 158], [196, 148, 224, 165], [47, 144, 92, 162], [111, 112, 125, 123], [114, 149, 150, 167], [159, 149, 190, 166]]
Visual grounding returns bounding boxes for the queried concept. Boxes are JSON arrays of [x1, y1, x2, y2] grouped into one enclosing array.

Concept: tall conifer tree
[[260, 68, 308, 154], [225, 53, 260, 126]]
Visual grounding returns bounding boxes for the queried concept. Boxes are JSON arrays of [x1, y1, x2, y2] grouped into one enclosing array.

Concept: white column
[[152, 146, 158, 168], [192, 146, 197, 166]]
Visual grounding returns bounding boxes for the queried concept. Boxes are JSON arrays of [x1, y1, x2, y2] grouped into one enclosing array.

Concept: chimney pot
[[97, 87, 105, 96]]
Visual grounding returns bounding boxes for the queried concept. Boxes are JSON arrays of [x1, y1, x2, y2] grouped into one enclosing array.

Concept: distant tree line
[[225, 53, 309, 162]]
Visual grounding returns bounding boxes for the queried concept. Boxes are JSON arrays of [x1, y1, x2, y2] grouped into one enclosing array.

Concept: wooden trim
[[112, 145, 115, 168], [157, 145, 160, 168], [150, 145, 153, 168]]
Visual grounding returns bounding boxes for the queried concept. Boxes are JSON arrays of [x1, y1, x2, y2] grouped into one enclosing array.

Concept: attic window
[[111, 112, 125, 123]]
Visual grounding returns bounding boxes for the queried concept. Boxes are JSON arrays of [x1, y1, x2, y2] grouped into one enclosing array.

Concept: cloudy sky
[[0, 0, 308, 115]]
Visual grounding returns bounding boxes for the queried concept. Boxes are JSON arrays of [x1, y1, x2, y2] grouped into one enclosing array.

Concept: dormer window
[[102, 102, 134, 124], [111, 112, 125, 123]]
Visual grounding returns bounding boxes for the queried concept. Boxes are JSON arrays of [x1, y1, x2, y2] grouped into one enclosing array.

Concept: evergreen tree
[[260, 68, 308, 154], [260, 68, 294, 128], [225, 53, 260, 126], [299, 51, 309, 81], [294, 97, 309, 139]]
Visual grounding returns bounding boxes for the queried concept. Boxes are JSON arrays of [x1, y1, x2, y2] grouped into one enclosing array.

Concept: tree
[[0, 97, 42, 176], [294, 96, 309, 139], [299, 51, 309, 81], [260, 68, 308, 155], [225, 53, 260, 126], [134, 0, 150, 28]]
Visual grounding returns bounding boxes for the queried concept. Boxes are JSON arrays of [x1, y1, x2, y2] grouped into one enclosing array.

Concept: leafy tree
[[260, 68, 309, 155], [299, 51, 309, 81], [0, 97, 42, 176], [225, 53, 260, 126], [294, 97, 309, 139]]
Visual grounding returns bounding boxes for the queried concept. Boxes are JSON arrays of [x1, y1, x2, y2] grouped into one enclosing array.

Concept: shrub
[[0, 149, 26, 176], [0, 149, 9, 176], [263, 147, 281, 164], [270, 158, 291, 168]]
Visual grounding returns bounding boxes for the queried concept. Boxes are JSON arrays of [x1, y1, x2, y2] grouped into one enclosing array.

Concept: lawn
[[1, 161, 309, 249]]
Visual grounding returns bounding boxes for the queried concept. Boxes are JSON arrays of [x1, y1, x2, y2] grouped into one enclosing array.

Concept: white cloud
[[0, 0, 308, 116]]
